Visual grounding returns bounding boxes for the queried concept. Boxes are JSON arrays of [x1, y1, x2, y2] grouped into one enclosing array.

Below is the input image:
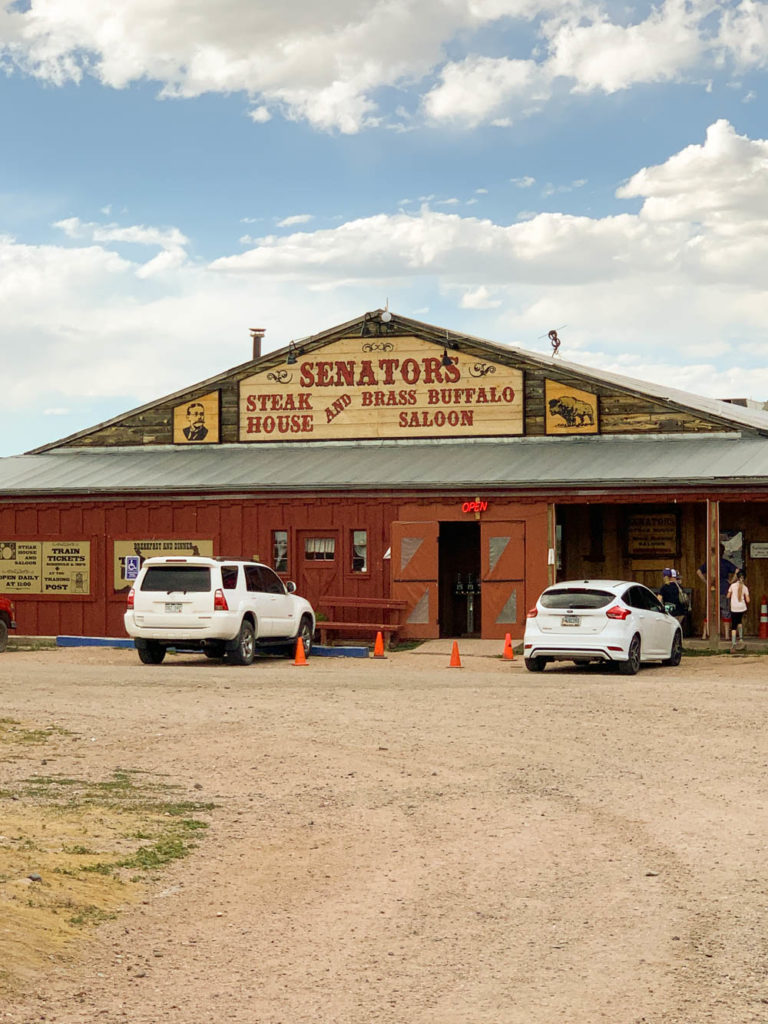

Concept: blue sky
[[2, 0, 768, 455]]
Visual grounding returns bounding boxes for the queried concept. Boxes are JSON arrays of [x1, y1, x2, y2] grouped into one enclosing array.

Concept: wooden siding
[[48, 318, 744, 450]]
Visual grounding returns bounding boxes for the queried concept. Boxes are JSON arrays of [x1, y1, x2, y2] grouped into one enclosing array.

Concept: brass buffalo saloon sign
[[239, 336, 523, 442]]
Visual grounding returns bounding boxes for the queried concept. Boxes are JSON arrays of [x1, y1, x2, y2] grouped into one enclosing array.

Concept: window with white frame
[[351, 530, 368, 573], [272, 530, 288, 573]]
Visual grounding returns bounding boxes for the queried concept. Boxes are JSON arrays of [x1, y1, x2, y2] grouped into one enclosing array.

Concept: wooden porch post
[[707, 498, 720, 651], [547, 504, 556, 587]]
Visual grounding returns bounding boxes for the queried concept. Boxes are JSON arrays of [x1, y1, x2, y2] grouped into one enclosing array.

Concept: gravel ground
[[1, 645, 767, 1024]]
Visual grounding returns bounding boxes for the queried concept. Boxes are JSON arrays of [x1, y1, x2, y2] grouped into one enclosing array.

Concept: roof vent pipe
[[249, 327, 265, 360]]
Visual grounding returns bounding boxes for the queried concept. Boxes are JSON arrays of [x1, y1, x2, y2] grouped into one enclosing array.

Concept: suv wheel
[[284, 615, 313, 659], [228, 620, 256, 666], [0, 619, 8, 653], [138, 642, 166, 665]]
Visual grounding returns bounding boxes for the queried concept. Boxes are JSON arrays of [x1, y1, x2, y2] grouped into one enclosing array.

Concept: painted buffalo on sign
[[545, 380, 599, 434], [548, 395, 594, 427]]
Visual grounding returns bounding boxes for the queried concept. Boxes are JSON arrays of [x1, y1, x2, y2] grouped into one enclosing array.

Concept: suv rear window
[[140, 566, 211, 593], [540, 588, 614, 609]]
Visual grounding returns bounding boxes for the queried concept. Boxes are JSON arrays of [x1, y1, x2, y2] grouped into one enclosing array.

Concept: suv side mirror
[[285, 580, 297, 593]]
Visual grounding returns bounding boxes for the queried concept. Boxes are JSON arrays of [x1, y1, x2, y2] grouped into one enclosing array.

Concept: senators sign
[[239, 336, 523, 442]]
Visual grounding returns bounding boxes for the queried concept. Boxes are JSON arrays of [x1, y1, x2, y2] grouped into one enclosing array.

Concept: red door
[[481, 521, 525, 639], [390, 521, 439, 639]]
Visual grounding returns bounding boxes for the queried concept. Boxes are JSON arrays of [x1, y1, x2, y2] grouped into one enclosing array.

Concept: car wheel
[[138, 642, 166, 665], [0, 619, 8, 653], [228, 620, 256, 665], [524, 656, 547, 672], [618, 634, 641, 676], [297, 616, 314, 658], [663, 630, 683, 667]]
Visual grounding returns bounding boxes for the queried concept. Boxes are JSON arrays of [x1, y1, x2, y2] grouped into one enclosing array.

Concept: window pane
[[221, 565, 239, 590], [140, 566, 211, 593], [244, 565, 262, 591], [540, 588, 613, 609], [352, 530, 367, 573], [305, 537, 336, 561], [273, 531, 288, 573], [259, 566, 286, 594]]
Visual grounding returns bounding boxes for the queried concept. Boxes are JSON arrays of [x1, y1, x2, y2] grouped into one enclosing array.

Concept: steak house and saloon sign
[[239, 336, 523, 441]]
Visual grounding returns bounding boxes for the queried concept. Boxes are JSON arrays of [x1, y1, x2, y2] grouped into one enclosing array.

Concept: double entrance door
[[391, 519, 526, 639]]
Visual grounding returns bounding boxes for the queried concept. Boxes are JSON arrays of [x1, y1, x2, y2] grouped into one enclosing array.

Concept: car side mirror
[[285, 580, 297, 593]]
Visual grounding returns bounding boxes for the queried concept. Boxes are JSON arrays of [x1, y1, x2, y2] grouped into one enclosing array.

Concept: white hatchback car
[[124, 556, 315, 666], [523, 579, 682, 675]]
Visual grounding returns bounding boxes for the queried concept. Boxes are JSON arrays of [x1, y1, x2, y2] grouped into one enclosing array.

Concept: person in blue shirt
[[697, 546, 737, 640]]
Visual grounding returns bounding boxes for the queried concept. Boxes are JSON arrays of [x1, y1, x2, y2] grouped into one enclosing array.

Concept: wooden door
[[480, 521, 526, 639], [390, 521, 439, 639]]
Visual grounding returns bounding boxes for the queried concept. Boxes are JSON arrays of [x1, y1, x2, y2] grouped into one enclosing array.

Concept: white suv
[[124, 556, 315, 666]]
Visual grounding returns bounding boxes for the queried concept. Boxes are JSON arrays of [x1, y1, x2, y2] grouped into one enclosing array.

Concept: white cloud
[[545, 1, 704, 93], [1, 0, 765, 133], [4, 119, 768, 452], [276, 214, 314, 227], [510, 177, 535, 188], [460, 285, 502, 308], [54, 216, 189, 251], [423, 55, 552, 127]]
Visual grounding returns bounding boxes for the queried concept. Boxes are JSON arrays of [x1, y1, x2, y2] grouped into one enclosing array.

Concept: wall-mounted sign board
[[113, 539, 214, 589], [626, 514, 679, 558], [239, 336, 523, 442], [545, 380, 599, 435], [0, 541, 90, 594], [173, 391, 220, 444]]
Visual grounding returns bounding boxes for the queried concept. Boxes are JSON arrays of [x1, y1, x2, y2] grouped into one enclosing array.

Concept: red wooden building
[[3, 309, 768, 644]]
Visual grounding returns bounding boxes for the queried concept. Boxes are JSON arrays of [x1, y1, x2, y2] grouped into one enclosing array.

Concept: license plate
[[561, 614, 580, 626], [165, 602, 182, 613]]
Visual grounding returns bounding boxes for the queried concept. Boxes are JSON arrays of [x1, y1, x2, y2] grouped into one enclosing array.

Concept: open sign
[[462, 500, 488, 514]]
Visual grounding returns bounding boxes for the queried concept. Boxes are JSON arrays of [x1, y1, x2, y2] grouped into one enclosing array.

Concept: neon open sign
[[462, 499, 488, 514]]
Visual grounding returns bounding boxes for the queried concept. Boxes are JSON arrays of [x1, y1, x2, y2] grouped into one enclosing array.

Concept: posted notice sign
[[0, 541, 90, 594]]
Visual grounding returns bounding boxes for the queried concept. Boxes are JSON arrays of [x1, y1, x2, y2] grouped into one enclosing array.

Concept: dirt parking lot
[[1, 644, 767, 1024]]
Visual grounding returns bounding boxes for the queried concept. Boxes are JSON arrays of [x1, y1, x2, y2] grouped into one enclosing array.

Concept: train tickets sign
[[239, 336, 523, 442], [0, 541, 90, 594]]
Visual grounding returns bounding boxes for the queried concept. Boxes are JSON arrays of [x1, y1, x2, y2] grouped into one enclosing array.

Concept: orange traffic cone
[[760, 596, 768, 640], [449, 641, 462, 668], [293, 637, 307, 666], [503, 633, 514, 660], [373, 631, 386, 659]]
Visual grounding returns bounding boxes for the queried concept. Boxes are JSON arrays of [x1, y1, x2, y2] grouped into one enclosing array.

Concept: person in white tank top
[[726, 570, 750, 651]]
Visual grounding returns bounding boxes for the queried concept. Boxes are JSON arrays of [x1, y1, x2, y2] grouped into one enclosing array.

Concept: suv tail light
[[606, 604, 631, 620], [213, 589, 229, 611], [127, 588, 135, 609], [526, 606, 538, 618]]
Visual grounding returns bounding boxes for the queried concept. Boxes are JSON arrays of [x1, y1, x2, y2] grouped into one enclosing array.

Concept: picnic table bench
[[316, 596, 408, 648]]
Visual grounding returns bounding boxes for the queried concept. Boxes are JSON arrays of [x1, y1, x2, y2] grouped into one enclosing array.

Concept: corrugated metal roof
[[4, 434, 768, 496]]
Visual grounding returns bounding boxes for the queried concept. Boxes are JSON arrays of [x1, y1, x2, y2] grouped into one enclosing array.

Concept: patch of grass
[[67, 905, 117, 928], [0, 722, 73, 747], [0, 741, 216, 997]]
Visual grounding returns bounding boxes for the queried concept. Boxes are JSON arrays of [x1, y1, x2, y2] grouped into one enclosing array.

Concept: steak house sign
[[239, 336, 523, 442]]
